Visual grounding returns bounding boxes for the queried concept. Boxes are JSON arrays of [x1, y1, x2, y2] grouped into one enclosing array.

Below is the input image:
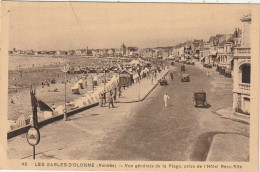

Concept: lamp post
[[61, 64, 70, 121], [103, 67, 107, 103]]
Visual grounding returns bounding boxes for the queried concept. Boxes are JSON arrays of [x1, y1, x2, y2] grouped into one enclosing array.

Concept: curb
[[115, 70, 169, 103], [212, 108, 250, 125]]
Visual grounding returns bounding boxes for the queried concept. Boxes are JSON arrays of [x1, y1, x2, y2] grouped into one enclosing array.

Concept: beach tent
[[71, 83, 80, 94], [75, 98, 85, 108], [93, 76, 98, 86], [17, 114, 29, 127], [43, 111, 53, 119], [143, 68, 149, 72], [167, 56, 175, 60], [55, 105, 64, 115], [78, 79, 84, 89], [129, 59, 140, 66]]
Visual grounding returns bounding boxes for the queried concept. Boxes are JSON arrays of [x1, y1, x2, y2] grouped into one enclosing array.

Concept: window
[[241, 64, 250, 83]]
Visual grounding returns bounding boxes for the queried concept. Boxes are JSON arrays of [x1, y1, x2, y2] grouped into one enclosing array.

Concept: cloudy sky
[[7, 2, 250, 50]]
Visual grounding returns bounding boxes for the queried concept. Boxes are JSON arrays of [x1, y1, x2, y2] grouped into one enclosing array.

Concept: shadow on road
[[189, 131, 249, 161]]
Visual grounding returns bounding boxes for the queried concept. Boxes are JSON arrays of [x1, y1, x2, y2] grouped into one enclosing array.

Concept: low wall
[[7, 102, 98, 139]]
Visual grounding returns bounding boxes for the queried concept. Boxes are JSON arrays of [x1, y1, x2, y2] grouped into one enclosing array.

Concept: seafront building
[[232, 14, 251, 115]]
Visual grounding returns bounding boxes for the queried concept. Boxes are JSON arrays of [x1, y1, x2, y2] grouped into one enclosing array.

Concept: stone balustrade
[[234, 47, 251, 56], [239, 83, 250, 92]]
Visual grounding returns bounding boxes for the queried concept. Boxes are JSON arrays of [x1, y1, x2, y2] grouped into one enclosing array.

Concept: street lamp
[[61, 64, 70, 121]]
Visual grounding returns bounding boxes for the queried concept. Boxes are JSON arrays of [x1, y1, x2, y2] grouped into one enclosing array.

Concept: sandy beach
[[8, 55, 117, 121]]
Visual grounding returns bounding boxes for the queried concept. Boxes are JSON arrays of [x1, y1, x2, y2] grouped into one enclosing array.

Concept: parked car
[[203, 64, 212, 68], [219, 67, 226, 75], [225, 69, 232, 78], [207, 64, 212, 68], [171, 62, 175, 66], [193, 91, 207, 107], [159, 78, 168, 85], [181, 74, 190, 82], [191, 62, 195, 65]]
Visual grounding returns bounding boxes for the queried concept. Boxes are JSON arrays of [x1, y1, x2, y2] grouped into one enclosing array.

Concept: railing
[[239, 83, 250, 91], [234, 47, 251, 56]]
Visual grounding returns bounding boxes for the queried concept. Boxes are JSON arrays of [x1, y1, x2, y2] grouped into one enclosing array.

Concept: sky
[[6, 2, 250, 50]]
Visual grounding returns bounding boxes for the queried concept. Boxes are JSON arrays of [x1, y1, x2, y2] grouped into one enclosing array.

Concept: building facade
[[232, 14, 251, 115]]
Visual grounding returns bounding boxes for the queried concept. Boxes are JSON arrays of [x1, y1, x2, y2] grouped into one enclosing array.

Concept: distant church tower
[[120, 43, 126, 56]]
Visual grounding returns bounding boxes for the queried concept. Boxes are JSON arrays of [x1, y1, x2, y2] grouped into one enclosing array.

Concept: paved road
[[96, 63, 228, 161]]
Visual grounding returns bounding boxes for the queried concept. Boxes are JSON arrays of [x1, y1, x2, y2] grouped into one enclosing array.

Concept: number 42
[[22, 162, 28, 166]]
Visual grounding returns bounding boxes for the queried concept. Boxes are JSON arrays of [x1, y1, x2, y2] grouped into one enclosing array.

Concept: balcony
[[238, 83, 250, 94], [234, 47, 251, 57]]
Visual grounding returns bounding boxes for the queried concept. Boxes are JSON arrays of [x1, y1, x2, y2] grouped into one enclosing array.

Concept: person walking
[[99, 93, 104, 107], [103, 92, 106, 105], [41, 80, 44, 88], [108, 92, 115, 108], [170, 72, 174, 80], [114, 88, 117, 101], [163, 92, 170, 107], [118, 86, 122, 98]]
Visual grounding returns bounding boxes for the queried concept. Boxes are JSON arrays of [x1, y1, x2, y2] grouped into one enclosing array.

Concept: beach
[[8, 55, 116, 121]]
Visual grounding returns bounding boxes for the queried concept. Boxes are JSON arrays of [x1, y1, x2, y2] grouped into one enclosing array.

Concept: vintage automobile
[[181, 74, 190, 82], [225, 69, 232, 78], [191, 62, 195, 65], [207, 64, 212, 68], [181, 65, 186, 72], [171, 62, 175, 66], [159, 78, 168, 85], [203, 64, 212, 68], [203, 64, 208, 68], [193, 91, 207, 107], [186, 61, 191, 65], [219, 67, 226, 75]]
